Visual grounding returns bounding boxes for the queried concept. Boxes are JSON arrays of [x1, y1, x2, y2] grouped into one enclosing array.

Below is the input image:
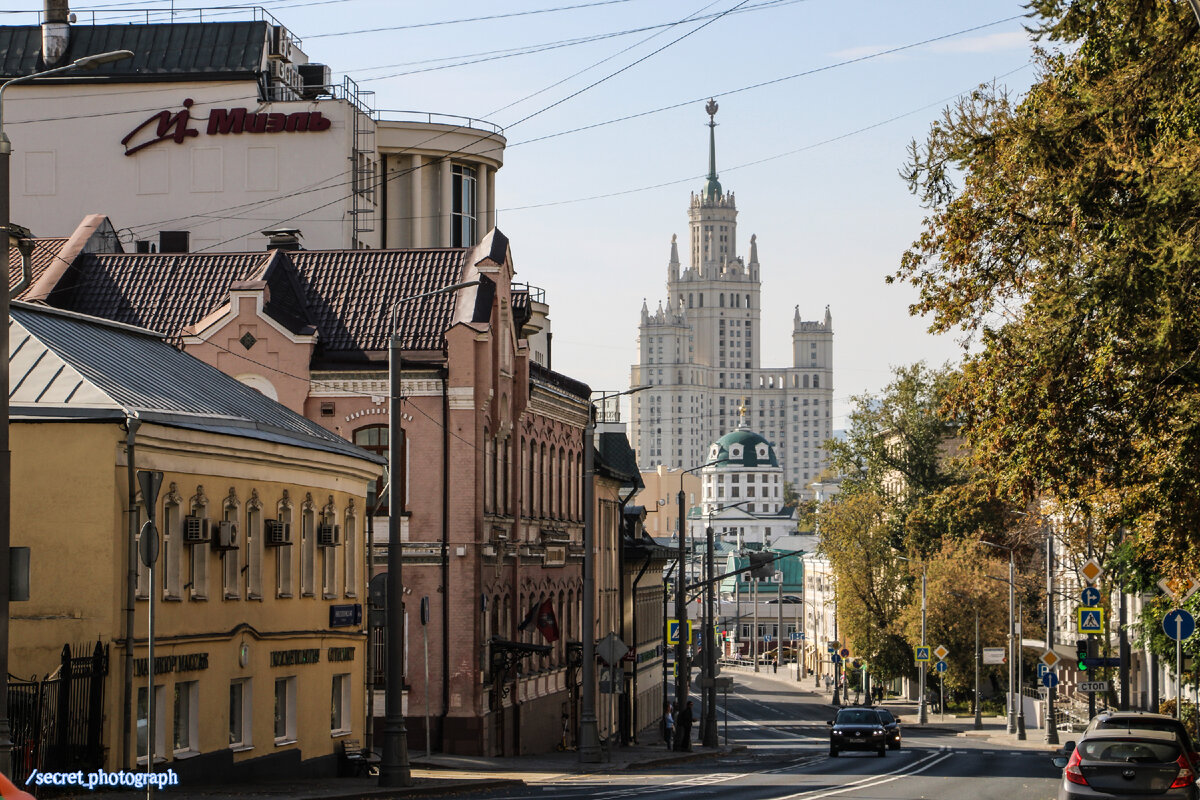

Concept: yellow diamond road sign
[[1041, 650, 1061, 668], [1081, 558, 1103, 584], [933, 645, 949, 661]]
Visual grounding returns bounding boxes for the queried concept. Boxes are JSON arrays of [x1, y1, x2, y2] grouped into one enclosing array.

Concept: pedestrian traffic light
[[1076, 639, 1089, 671]]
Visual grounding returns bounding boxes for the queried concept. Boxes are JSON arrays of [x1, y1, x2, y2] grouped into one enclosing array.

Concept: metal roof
[[9, 301, 382, 464], [0, 22, 268, 80]]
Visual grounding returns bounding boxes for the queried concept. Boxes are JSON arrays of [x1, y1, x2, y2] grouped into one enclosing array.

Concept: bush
[[1157, 699, 1196, 731]]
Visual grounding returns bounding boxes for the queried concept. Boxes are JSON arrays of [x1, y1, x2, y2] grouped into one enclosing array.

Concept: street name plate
[[982, 647, 1006, 665], [1080, 680, 1109, 693]]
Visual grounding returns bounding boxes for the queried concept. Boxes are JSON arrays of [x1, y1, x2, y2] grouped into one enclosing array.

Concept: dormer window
[[730, 445, 743, 459], [756, 444, 769, 459]]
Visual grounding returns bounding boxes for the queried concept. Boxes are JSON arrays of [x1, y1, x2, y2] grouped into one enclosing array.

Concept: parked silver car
[[1052, 729, 1197, 800]]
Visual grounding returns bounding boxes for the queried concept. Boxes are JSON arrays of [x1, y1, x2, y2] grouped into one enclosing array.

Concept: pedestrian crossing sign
[[1078, 607, 1104, 635], [915, 646, 931, 663], [667, 620, 694, 645]]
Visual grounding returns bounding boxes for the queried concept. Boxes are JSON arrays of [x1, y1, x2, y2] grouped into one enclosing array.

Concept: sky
[[5, 0, 1045, 429]]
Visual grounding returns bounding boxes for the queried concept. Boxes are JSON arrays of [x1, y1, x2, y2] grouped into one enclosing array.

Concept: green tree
[[894, 0, 1200, 576]]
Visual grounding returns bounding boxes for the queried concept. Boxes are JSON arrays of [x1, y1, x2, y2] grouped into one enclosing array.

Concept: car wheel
[[829, 746, 838, 757], [889, 742, 900, 751], [877, 746, 886, 757]]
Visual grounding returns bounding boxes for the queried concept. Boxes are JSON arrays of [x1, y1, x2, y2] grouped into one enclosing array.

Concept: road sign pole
[[919, 566, 927, 724], [1045, 534, 1059, 746], [974, 607, 982, 730], [1178, 616, 1183, 721]]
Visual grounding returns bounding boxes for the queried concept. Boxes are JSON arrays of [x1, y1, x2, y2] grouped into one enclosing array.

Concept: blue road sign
[[827, 644, 836, 653], [1081, 587, 1101, 606], [1164, 608, 1196, 641], [831, 654, 843, 664], [935, 660, 948, 673], [840, 648, 850, 658], [915, 646, 931, 663], [1037, 663, 1048, 679], [790, 632, 802, 641], [764, 634, 773, 643], [1042, 672, 1060, 688], [1078, 607, 1104, 635]]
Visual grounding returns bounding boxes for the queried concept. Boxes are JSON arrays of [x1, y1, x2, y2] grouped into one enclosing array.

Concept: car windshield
[[836, 710, 878, 725], [876, 711, 894, 723], [1080, 738, 1181, 764], [1094, 718, 1186, 740]]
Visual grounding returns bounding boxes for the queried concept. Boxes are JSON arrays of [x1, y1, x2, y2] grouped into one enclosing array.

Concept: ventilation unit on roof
[[269, 26, 294, 62], [298, 63, 331, 100], [159, 230, 189, 254]]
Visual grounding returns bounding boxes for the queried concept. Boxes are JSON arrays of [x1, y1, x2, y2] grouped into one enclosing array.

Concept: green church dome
[[708, 428, 778, 468]]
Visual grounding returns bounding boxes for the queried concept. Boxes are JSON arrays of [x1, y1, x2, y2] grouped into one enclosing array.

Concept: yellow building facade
[[8, 303, 382, 783]]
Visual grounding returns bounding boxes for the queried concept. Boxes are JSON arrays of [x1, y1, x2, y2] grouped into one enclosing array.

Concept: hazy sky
[[7, 0, 1043, 428]]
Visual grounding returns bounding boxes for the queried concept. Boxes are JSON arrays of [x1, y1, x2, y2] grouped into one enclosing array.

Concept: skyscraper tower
[[631, 101, 834, 498]]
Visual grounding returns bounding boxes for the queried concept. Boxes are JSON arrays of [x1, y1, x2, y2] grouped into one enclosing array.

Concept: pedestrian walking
[[663, 702, 675, 750], [674, 700, 694, 751]]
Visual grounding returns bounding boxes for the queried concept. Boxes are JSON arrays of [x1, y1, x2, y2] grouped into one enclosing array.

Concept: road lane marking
[[776, 750, 954, 800]]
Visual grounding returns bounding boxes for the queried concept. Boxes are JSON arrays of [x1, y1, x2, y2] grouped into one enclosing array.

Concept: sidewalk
[[53, 734, 733, 799]]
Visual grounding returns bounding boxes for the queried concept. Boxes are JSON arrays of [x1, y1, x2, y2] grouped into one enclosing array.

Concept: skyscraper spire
[[702, 98, 722, 201]]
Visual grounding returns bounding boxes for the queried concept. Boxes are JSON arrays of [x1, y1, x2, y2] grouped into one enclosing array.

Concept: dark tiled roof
[[290, 248, 469, 356], [31, 251, 274, 335], [0, 22, 267, 80], [511, 289, 532, 331], [530, 361, 590, 401], [10, 302, 382, 465], [597, 431, 642, 487], [9, 238, 67, 293]]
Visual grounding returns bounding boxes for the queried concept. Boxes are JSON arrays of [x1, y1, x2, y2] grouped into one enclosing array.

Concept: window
[[222, 494, 241, 600], [276, 496, 294, 598], [188, 489, 209, 600], [322, 501, 338, 599], [246, 495, 263, 599], [136, 684, 166, 764], [343, 507, 357, 598], [275, 676, 297, 744], [163, 490, 182, 600], [451, 164, 477, 247], [301, 500, 316, 597], [173, 680, 199, 756], [331, 674, 351, 734], [230, 679, 252, 750], [353, 426, 388, 514]]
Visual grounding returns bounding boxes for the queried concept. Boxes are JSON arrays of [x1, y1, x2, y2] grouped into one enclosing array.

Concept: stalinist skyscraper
[[630, 100, 834, 497]]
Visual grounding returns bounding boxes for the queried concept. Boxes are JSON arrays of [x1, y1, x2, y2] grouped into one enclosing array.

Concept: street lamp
[[700, 498, 750, 747], [380, 279, 478, 787], [0, 46, 133, 772], [895, 554, 928, 724], [579, 385, 648, 763]]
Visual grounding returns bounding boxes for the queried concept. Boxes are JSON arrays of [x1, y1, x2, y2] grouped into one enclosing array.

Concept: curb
[[313, 778, 526, 800], [625, 745, 749, 771]]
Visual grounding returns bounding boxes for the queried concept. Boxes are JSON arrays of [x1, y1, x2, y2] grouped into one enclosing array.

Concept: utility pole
[[702, 523, 717, 747], [1045, 534, 1059, 745], [674, 487, 688, 710]]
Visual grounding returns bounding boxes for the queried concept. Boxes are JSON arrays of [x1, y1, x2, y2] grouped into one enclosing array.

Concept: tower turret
[[669, 234, 680, 282]]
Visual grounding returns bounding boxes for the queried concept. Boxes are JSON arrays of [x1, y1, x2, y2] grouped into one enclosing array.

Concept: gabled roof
[[597, 430, 642, 488], [0, 22, 268, 80], [16, 227, 513, 359], [9, 301, 382, 464]]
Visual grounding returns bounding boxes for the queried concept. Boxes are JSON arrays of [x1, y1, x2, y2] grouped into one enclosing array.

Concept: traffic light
[[1076, 639, 1089, 671]]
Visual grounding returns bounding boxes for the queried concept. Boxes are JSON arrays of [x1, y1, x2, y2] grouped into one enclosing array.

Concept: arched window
[[540, 443, 548, 517], [802, 375, 810, 389], [354, 425, 388, 514], [566, 452, 575, 520], [813, 374, 820, 389]]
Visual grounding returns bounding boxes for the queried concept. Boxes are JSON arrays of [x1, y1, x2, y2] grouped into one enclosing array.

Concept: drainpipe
[[121, 415, 140, 768], [629, 553, 651, 744], [11, 240, 34, 296], [439, 370, 450, 749], [380, 154, 388, 249]]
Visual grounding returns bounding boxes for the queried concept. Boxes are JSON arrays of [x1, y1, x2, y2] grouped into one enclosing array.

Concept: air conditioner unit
[[265, 519, 291, 547], [297, 63, 331, 100], [183, 516, 210, 545], [317, 523, 340, 547], [213, 520, 239, 551], [268, 26, 293, 62]]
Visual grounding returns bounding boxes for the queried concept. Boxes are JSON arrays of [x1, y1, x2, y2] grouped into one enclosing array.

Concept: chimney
[[42, 0, 71, 67], [262, 228, 303, 251]]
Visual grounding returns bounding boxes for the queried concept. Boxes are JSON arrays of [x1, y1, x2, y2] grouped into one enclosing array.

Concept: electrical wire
[[304, 0, 641, 39]]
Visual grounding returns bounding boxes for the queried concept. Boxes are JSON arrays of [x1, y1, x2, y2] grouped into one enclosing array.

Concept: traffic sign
[[1083, 657, 1121, 668], [933, 644, 949, 661], [1080, 587, 1101, 607], [915, 646, 931, 663], [1041, 649, 1062, 668], [1081, 558, 1103, 584], [1158, 577, 1200, 604], [1080, 680, 1109, 693], [790, 632, 802, 641], [840, 648, 850, 658], [1164, 608, 1196, 641], [831, 654, 842, 664], [827, 643, 836, 653], [1042, 672, 1060, 688], [667, 620, 694, 645], [764, 634, 773, 643], [982, 647, 1006, 665], [1078, 607, 1104, 635], [1037, 663, 1048, 679], [935, 660, 948, 673]]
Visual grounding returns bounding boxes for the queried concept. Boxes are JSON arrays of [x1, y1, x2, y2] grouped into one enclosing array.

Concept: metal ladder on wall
[[344, 75, 376, 246]]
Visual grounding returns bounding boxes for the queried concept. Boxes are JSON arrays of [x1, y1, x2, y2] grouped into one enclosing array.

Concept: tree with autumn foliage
[[894, 0, 1200, 580]]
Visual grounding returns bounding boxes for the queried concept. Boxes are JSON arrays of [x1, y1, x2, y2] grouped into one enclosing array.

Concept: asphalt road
[[470, 670, 1064, 800]]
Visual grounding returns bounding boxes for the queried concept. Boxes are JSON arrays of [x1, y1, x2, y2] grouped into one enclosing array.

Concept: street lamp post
[[0, 47, 134, 772], [380, 279, 478, 786], [949, 590, 982, 730], [701, 498, 747, 747], [673, 461, 723, 722], [1045, 534, 1060, 745]]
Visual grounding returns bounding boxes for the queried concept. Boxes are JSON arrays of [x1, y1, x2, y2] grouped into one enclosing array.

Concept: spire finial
[[702, 98, 722, 201]]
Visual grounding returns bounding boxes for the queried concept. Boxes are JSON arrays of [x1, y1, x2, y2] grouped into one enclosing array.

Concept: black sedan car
[[828, 707, 888, 757]]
